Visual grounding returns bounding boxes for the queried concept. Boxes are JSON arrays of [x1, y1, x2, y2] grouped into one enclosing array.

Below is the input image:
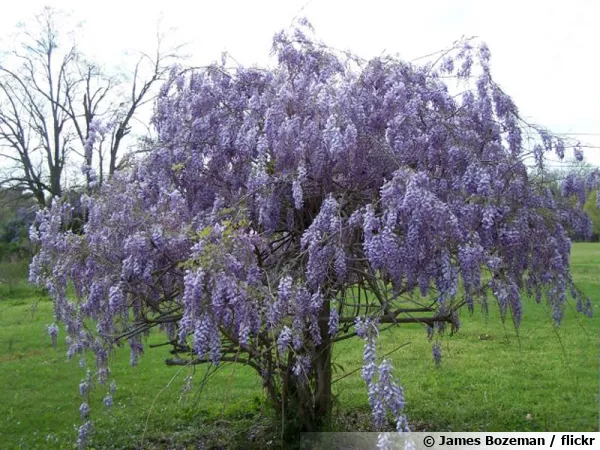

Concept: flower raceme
[[31, 21, 596, 442]]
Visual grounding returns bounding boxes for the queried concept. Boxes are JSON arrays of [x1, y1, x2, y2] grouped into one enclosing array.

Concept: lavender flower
[[47, 323, 59, 347], [292, 180, 304, 210], [79, 402, 90, 420], [377, 432, 391, 450], [79, 381, 89, 398], [328, 301, 339, 335], [574, 144, 584, 162], [77, 421, 92, 450], [334, 247, 347, 281], [432, 342, 442, 366], [362, 337, 377, 384], [277, 326, 293, 355], [292, 355, 311, 382], [293, 166, 307, 209], [103, 395, 113, 408]]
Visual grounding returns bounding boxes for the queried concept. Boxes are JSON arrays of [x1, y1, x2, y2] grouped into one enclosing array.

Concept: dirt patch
[[0, 349, 46, 363]]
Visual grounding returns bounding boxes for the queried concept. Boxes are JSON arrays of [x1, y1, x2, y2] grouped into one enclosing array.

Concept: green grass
[[0, 258, 33, 300], [0, 244, 598, 449]]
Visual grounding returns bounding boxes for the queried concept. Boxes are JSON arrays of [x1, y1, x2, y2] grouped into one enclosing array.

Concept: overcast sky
[[1, 0, 599, 167]]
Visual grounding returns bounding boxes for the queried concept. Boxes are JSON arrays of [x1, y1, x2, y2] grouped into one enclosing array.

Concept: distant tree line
[[0, 7, 182, 208], [0, 187, 36, 260]]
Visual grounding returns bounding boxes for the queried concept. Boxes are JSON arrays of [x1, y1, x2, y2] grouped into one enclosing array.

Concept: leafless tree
[[0, 7, 182, 206]]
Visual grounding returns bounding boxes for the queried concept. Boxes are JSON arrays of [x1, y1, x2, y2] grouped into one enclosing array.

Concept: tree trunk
[[280, 301, 333, 440], [281, 344, 333, 442], [49, 165, 62, 199], [312, 294, 333, 430], [312, 337, 333, 427]]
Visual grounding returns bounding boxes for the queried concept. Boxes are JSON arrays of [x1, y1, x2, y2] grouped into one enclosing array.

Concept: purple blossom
[[79, 380, 89, 398], [432, 342, 442, 366], [574, 144, 584, 162], [269, 276, 293, 327], [103, 395, 113, 408], [334, 247, 347, 281], [482, 205, 495, 229], [584, 299, 593, 318], [366, 359, 407, 431], [108, 285, 125, 314], [83, 119, 106, 163], [349, 210, 363, 228], [476, 169, 491, 196], [129, 339, 143, 367], [555, 139, 565, 159], [397, 414, 411, 433], [328, 301, 339, 335], [479, 43, 491, 64], [292, 180, 303, 210], [292, 355, 311, 382], [378, 360, 405, 416], [77, 421, 92, 450], [310, 290, 324, 312], [79, 402, 90, 420], [457, 54, 473, 79], [426, 326, 434, 340], [278, 276, 293, 304], [47, 323, 59, 347], [308, 318, 322, 346], [277, 326, 293, 354], [193, 314, 214, 359], [441, 57, 454, 73], [377, 432, 391, 450], [362, 336, 377, 384], [508, 283, 522, 328], [293, 166, 307, 209]]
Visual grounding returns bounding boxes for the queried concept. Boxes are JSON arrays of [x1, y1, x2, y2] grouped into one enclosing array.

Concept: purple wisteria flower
[[77, 421, 92, 450], [277, 326, 293, 355], [47, 323, 59, 347], [103, 395, 113, 408], [432, 342, 442, 366], [79, 402, 90, 420]]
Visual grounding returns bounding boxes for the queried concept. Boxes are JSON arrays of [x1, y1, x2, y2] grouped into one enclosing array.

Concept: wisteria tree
[[30, 22, 597, 446]]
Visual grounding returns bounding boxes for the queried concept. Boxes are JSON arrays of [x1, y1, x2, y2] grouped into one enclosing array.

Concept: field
[[0, 243, 598, 449]]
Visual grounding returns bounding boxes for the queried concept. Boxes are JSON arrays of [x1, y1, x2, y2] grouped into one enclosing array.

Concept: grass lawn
[[0, 243, 598, 449]]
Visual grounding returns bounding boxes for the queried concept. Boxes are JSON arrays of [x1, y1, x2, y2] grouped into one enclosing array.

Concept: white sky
[[1, 0, 599, 167]]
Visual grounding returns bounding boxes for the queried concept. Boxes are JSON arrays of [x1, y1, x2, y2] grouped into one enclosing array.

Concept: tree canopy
[[30, 22, 598, 447]]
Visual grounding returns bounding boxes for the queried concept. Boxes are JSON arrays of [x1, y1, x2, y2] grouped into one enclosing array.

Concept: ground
[[0, 243, 598, 449]]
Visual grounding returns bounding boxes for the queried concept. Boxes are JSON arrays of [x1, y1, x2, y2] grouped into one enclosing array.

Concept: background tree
[[0, 187, 36, 259], [531, 156, 599, 241], [0, 7, 181, 206], [0, 187, 36, 290], [30, 23, 597, 447]]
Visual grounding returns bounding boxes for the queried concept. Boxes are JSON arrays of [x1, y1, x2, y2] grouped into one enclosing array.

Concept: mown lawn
[[0, 243, 598, 449]]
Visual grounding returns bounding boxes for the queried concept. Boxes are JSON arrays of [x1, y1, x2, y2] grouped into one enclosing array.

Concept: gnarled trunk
[[277, 301, 334, 440], [279, 342, 333, 441]]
